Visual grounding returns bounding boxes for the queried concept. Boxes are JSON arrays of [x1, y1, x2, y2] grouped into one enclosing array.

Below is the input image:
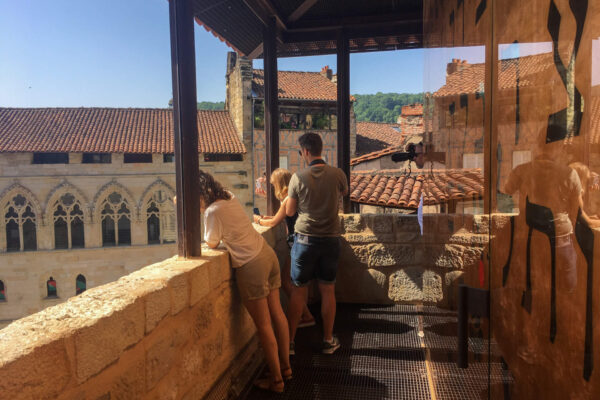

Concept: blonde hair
[[270, 168, 292, 201]]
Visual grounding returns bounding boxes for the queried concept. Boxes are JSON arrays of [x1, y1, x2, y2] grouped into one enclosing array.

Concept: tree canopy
[[167, 99, 225, 110], [353, 92, 423, 123]]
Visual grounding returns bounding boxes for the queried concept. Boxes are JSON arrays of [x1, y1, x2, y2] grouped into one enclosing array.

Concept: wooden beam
[[242, 0, 287, 30], [248, 43, 263, 59], [483, 0, 498, 214], [286, 12, 422, 32], [263, 16, 280, 215], [337, 30, 351, 213], [169, 0, 202, 258], [287, 0, 319, 23], [283, 22, 422, 43]]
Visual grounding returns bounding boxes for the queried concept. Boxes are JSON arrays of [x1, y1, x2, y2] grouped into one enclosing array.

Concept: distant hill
[[168, 99, 225, 110], [353, 92, 423, 123], [197, 101, 225, 110]]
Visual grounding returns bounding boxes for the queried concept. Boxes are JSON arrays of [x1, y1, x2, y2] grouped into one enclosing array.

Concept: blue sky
[[0, 1, 488, 108]]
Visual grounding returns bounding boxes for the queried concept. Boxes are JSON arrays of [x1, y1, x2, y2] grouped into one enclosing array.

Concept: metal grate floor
[[241, 304, 513, 400]]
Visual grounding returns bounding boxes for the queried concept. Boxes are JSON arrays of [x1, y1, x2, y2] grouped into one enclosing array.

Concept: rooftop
[[350, 168, 484, 209], [0, 108, 245, 154], [356, 122, 403, 155], [252, 69, 353, 102]]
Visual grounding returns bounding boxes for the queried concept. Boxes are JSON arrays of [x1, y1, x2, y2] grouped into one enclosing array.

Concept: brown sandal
[[254, 377, 284, 393]]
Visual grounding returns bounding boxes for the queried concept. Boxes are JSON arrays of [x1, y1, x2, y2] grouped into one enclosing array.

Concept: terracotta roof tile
[[0, 108, 246, 154], [350, 168, 483, 209], [252, 69, 354, 102], [356, 122, 403, 155], [351, 145, 404, 166], [434, 53, 554, 97]]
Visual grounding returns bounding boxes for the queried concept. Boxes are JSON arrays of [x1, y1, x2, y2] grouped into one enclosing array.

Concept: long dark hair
[[198, 170, 232, 206]]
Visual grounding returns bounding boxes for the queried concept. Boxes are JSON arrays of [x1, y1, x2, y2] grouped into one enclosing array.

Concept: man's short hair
[[298, 132, 323, 156]]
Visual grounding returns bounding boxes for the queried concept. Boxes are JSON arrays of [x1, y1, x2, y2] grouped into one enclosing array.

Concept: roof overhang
[[193, 0, 423, 58]]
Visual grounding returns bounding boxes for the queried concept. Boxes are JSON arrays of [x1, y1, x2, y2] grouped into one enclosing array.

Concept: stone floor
[[242, 304, 513, 400]]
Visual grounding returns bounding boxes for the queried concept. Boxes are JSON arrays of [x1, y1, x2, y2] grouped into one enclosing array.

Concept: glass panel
[[0, 280, 5, 301], [71, 217, 85, 248], [102, 217, 116, 247], [5, 220, 19, 252], [147, 215, 160, 244], [423, 0, 492, 398], [75, 274, 86, 295], [117, 216, 131, 246], [54, 219, 68, 249], [22, 220, 36, 251], [489, 0, 600, 398], [46, 277, 57, 297]]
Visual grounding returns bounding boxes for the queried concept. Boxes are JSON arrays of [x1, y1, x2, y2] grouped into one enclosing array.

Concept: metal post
[[457, 284, 469, 368], [169, 0, 202, 258], [336, 29, 351, 213], [263, 16, 280, 215]]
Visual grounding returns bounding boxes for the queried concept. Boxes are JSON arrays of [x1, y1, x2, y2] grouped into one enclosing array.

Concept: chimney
[[446, 58, 469, 76], [320, 65, 333, 80], [226, 52, 238, 76]]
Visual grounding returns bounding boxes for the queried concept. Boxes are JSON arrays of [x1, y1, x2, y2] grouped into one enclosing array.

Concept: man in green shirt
[[286, 132, 348, 355]]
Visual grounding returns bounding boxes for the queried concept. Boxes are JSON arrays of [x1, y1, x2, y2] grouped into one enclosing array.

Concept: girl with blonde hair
[[254, 168, 316, 335]]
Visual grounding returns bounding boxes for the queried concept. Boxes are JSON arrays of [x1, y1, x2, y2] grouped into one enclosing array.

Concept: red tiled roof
[[356, 121, 403, 155], [0, 108, 246, 154], [401, 104, 423, 116], [351, 145, 404, 166], [252, 69, 355, 102], [434, 53, 554, 97], [350, 168, 483, 209]]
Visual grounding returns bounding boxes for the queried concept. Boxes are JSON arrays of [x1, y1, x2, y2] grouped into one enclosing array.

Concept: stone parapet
[[337, 213, 496, 308], [0, 252, 253, 400], [0, 223, 290, 400]]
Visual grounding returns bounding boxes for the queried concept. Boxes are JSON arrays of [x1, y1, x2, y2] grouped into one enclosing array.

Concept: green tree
[[353, 92, 423, 123]]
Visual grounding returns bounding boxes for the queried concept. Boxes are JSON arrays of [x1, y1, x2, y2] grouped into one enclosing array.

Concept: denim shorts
[[290, 234, 341, 287]]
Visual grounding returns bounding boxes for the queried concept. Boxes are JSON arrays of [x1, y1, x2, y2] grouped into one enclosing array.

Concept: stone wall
[[0, 245, 177, 324], [0, 151, 253, 323], [0, 251, 257, 400], [336, 213, 491, 308], [0, 224, 290, 400]]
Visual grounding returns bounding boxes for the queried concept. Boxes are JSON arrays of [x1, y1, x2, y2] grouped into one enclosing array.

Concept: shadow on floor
[[242, 303, 513, 400]]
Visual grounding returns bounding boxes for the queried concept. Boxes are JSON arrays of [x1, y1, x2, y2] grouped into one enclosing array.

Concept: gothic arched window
[[0, 280, 5, 301], [146, 190, 176, 245], [101, 192, 131, 246], [4, 194, 37, 252], [75, 274, 86, 295], [53, 193, 85, 249], [46, 276, 57, 298]]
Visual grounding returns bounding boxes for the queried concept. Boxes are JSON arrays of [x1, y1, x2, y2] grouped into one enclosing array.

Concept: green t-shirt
[[288, 162, 348, 236]]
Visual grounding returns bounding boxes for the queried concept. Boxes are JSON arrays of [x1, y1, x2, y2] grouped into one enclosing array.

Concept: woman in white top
[[199, 170, 291, 393]]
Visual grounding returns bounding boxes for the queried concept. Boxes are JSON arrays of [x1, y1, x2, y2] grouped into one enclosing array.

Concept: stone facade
[[336, 213, 492, 308], [0, 221, 290, 400], [0, 151, 252, 324], [225, 52, 357, 212]]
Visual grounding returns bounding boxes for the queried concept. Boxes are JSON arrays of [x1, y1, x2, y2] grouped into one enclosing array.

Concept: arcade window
[[124, 153, 153, 163], [33, 153, 69, 164]]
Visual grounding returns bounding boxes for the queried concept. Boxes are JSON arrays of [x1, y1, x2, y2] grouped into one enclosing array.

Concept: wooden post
[[169, 0, 202, 258], [337, 29, 351, 213], [264, 16, 280, 215]]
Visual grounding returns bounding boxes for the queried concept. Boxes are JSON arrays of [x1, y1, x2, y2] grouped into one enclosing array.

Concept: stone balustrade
[[336, 213, 497, 307]]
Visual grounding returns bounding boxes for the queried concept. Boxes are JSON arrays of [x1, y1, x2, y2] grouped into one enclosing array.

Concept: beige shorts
[[235, 242, 281, 301]]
